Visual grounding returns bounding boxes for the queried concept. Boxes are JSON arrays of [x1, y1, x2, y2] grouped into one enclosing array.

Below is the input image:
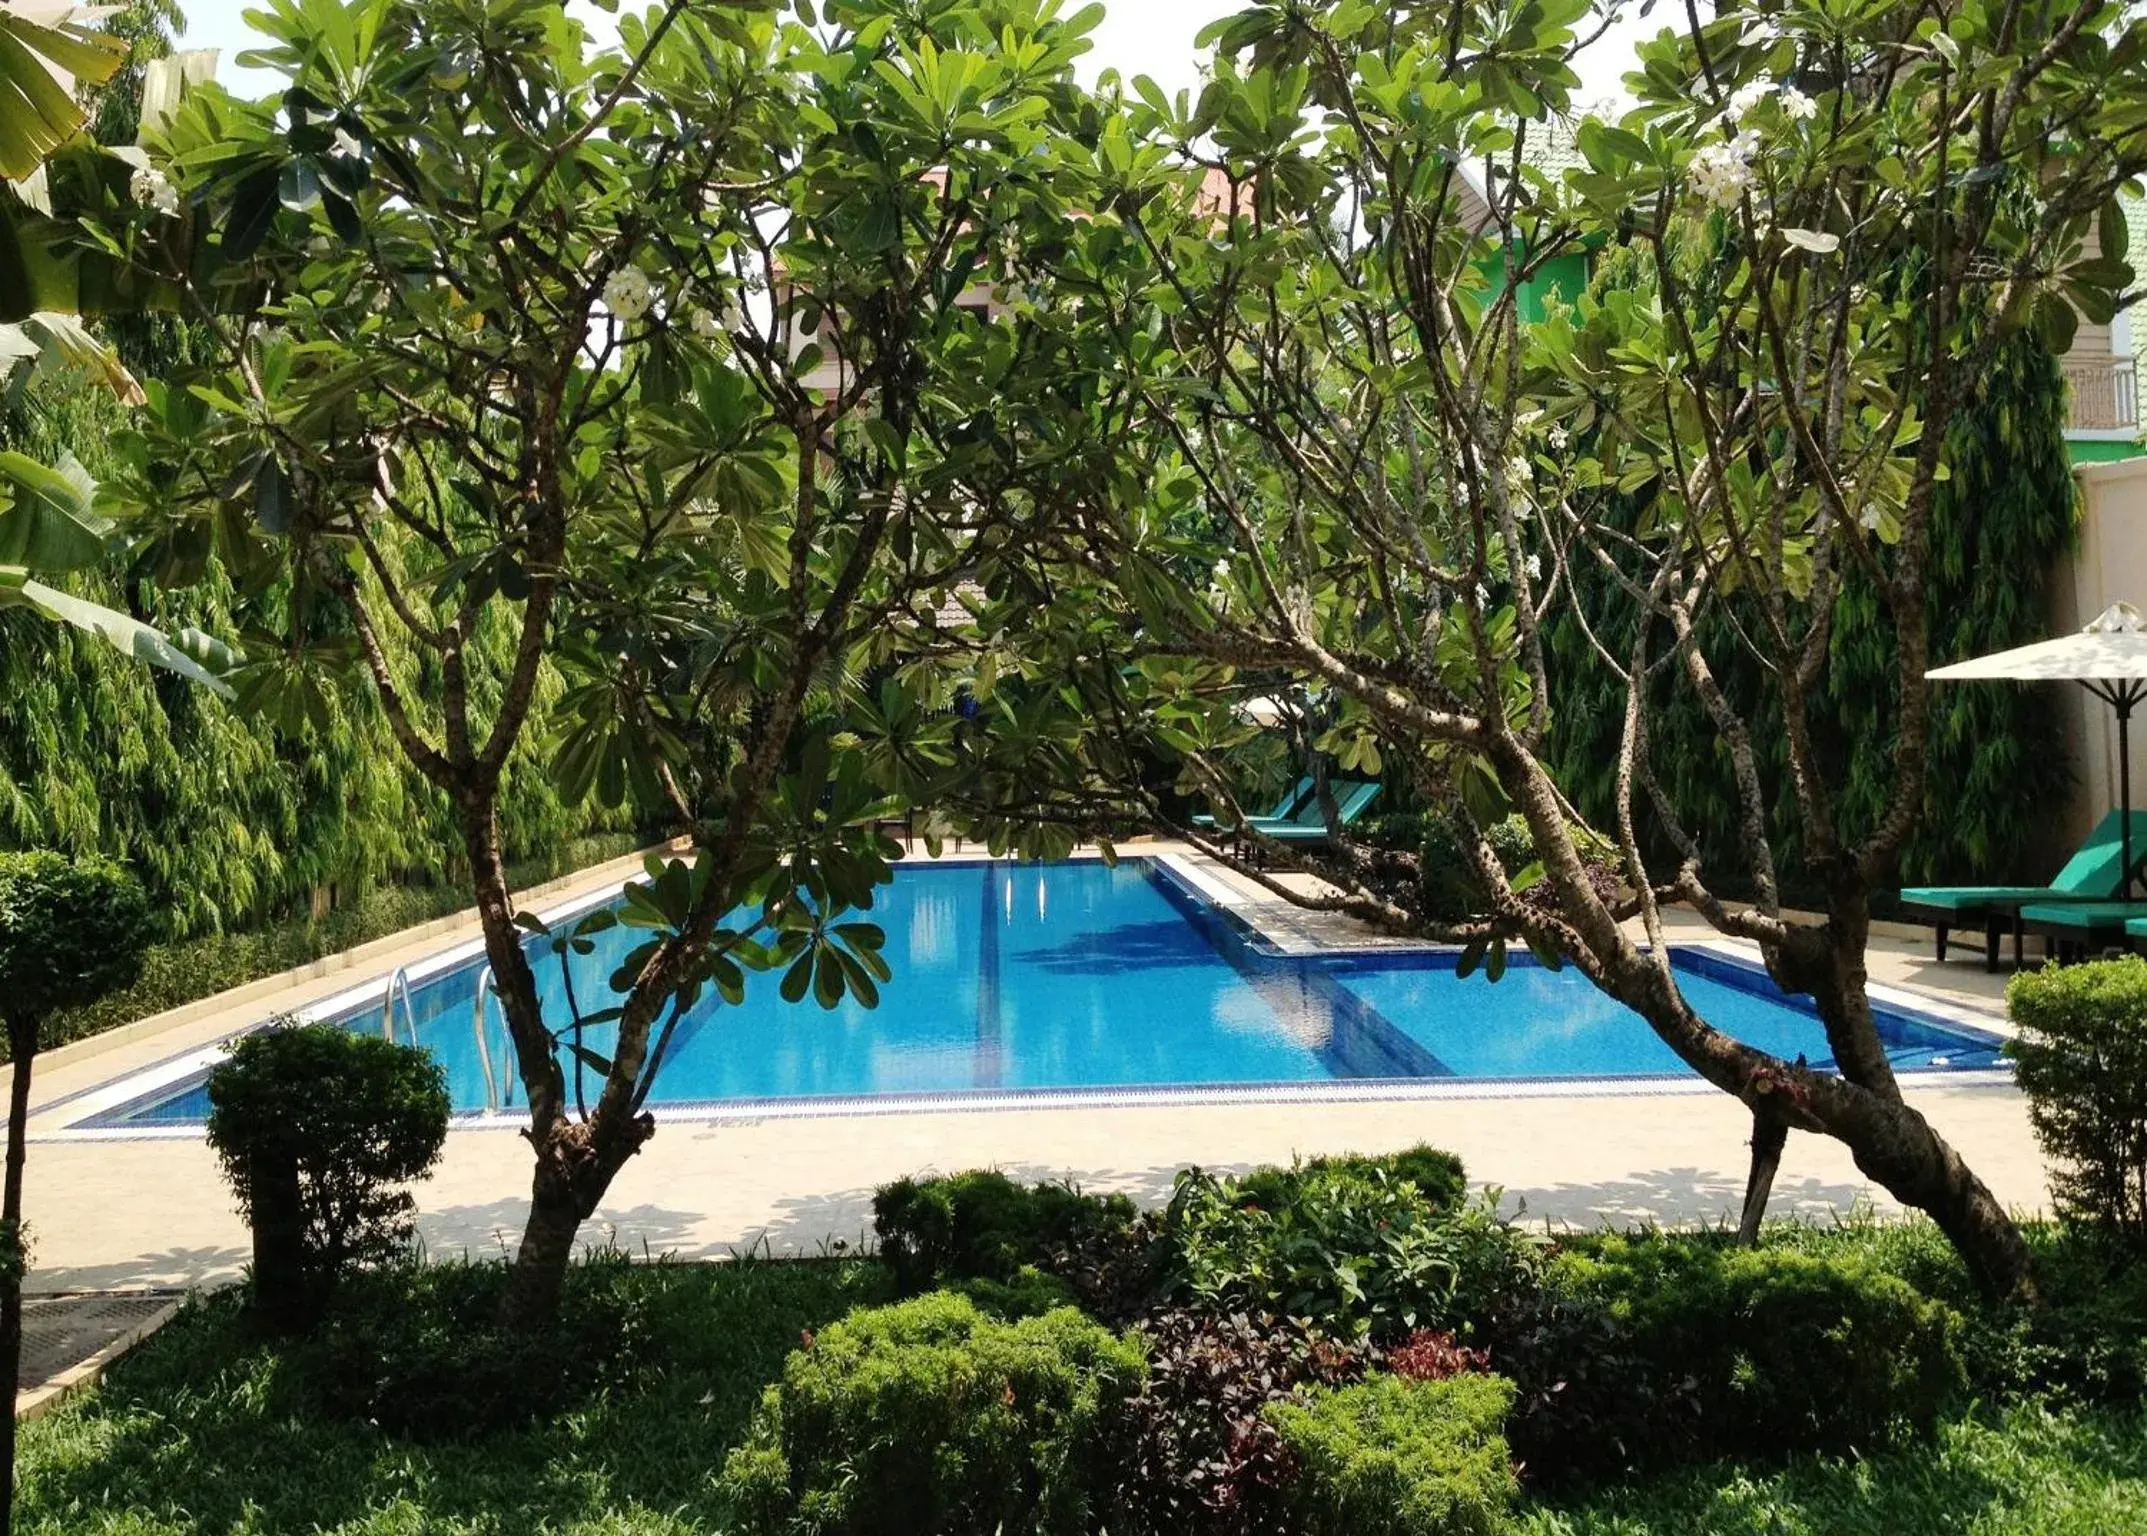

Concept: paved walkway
[[15, 846, 2045, 1293]]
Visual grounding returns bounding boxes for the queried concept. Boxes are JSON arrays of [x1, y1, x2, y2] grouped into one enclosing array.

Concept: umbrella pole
[[2125, 689, 2139, 900]]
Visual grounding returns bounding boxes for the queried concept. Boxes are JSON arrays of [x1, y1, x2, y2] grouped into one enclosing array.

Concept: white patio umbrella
[[1926, 600, 2147, 895]]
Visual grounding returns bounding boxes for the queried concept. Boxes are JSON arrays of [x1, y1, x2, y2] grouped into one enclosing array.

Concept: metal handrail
[[472, 964, 505, 1113], [382, 966, 418, 1045]]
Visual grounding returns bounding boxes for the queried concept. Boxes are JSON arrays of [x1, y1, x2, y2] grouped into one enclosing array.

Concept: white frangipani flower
[[1525, 552, 1542, 582], [1547, 424, 1570, 450], [603, 264, 655, 324], [1689, 131, 1760, 209], [1781, 87, 1818, 122], [690, 307, 724, 340], [130, 166, 179, 217], [1727, 79, 1773, 119]]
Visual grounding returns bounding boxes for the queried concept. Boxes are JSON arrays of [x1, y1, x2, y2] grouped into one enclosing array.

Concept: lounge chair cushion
[[1899, 886, 2091, 911], [2017, 901, 2147, 932], [1898, 809, 2147, 912], [1193, 776, 1315, 830], [1248, 781, 1382, 838]]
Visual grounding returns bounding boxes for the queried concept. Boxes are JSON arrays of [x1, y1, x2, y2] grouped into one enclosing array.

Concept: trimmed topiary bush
[[1266, 1372, 1519, 1536], [1496, 1234, 1966, 1486], [719, 1291, 1145, 1535], [2007, 956, 2147, 1251], [0, 852, 156, 1042], [872, 1169, 1139, 1293], [206, 1021, 450, 1332]]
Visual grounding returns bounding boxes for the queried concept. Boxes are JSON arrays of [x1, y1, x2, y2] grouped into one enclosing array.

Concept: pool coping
[[41, 849, 2015, 1141]]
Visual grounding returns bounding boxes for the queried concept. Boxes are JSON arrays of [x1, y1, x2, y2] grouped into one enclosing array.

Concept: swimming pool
[[85, 857, 2004, 1126]]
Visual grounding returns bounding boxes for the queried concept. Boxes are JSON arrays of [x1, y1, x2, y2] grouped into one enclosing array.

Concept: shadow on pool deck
[[418, 1197, 715, 1265], [1503, 1166, 1876, 1232], [714, 1162, 1881, 1259], [31, 1245, 249, 1295], [16, 1161, 1896, 1291]]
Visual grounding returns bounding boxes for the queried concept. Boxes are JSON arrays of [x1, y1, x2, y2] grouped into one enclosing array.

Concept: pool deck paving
[[13, 842, 2044, 1296]]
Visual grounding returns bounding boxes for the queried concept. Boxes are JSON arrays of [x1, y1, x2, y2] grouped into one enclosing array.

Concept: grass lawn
[[1520, 1404, 2147, 1535], [17, 1254, 890, 1535], [18, 1229, 2147, 1534]]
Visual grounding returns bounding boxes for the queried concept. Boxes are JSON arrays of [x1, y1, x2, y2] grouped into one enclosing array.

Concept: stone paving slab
[[16, 1291, 184, 1419]]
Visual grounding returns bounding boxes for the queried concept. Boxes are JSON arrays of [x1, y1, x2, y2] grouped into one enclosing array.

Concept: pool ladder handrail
[[472, 964, 511, 1114], [382, 965, 418, 1046]]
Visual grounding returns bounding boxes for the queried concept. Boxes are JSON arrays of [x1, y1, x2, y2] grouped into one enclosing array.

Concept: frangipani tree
[[94, 0, 1114, 1326], [943, 0, 2147, 1295]]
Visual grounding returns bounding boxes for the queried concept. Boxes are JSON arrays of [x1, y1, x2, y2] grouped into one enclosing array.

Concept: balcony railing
[[2065, 357, 2140, 433]]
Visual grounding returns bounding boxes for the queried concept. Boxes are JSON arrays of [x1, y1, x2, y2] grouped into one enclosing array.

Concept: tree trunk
[[1738, 1112, 1789, 1246], [1826, 1091, 2038, 1301], [247, 1148, 316, 1335], [496, 1117, 651, 1333], [498, 1152, 584, 1332], [1, 1018, 39, 1536], [1488, 743, 2040, 1304]]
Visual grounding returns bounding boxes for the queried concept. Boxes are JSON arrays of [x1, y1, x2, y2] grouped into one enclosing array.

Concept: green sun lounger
[[1248, 780, 1383, 844], [1901, 808, 2147, 970], [1191, 775, 1314, 831], [2018, 900, 2147, 961]]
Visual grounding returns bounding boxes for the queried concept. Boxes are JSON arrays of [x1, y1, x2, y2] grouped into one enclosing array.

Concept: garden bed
[[18, 1152, 2147, 1534]]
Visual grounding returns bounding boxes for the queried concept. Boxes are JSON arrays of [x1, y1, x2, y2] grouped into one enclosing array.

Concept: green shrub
[[1266, 1373, 1519, 1536], [872, 1169, 1138, 1293], [0, 851, 155, 1038], [2008, 957, 2147, 1250], [1235, 1144, 1469, 1215], [1166, 1155, 1537, 1340], [206, 1021, 450, 1331], [1498, 1234, 1965, 1485], [719, 1291, 1144, 1535], [952, 1263, 1081, 1318]]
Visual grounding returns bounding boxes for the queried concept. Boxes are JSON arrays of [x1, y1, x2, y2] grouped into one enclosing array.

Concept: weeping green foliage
[[0, 378, 634, 937], [1547, 327, 2077, 897]]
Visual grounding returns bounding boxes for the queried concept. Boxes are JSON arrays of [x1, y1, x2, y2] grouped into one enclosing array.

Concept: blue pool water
[[103, 859, 2001, 1124]]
